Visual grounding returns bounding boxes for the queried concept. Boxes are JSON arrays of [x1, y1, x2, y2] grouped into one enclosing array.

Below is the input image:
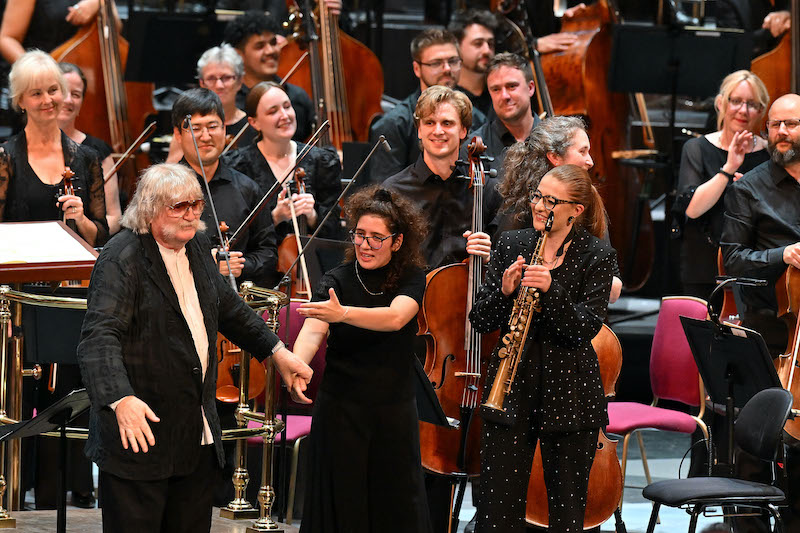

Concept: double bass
[[278, 0, 384, 149], [417, 138, 498, 512], [52, 0, 155, 201], [751, 0, 800, 110]]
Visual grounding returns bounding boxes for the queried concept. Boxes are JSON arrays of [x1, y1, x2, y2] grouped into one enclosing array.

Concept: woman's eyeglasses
[[349, 230, 396, 250], [528, 190, 579, 211]]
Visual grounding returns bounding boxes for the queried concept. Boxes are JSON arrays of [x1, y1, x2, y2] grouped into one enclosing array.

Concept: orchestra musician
[[0, 50, 107, 246], [57, 61, 122, 235], [499, 116, 622, 302], [368, 28, 487, 182], [447, 9, 497, 119], [76, 162, 312, 533], [674, 70, 769, 300], [290, 184, 433, 533], [469, 163, 616, 533], [223, 80, 342, 244], [720, 93, 800, 532], [171, 88, 279, 287]]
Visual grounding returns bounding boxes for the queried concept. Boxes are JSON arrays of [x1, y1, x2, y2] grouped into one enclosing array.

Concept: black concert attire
[[368, 88, 487, 183], [22, 0, 75, 51], [300, 262, 433, 533], [383, 155, 502, 270], [0, 130, 108, 243], [81, 134, 112, 161], [469, 226, 615, 533], [227, 115, 259, 149], [674, 137, 769, 299], [236, 79, 314, 142], [77, 229, 285, 533], [465, 114, 541, 182], [457, 85, 493, 121], [182, 159, 279, 288], [222, 142, 343, 242], [720, 159, 800, 532]]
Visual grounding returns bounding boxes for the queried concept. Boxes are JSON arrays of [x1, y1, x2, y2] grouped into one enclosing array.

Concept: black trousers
[[98, 445, 221, 533]]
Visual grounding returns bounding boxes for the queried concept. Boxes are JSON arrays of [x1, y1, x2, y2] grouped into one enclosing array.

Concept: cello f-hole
[[432, 354, 456, 390]]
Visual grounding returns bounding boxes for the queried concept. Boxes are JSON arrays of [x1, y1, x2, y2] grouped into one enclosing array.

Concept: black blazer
[[77, 229, 281, 480], [470, 226, 616, 432]]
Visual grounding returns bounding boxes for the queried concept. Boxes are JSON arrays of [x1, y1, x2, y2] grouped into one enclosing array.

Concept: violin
[[215, 221, 268, 402], [417, 138, 499, 500], [525, 324, 625, 528], [278, 0, 383, 149], [277, 167, 313, 299]]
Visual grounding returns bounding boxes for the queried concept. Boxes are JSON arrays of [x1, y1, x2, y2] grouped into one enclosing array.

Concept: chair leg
[[688, 507, 699, 533], [619, 432, 632, 511], [644, 503, 660, 533], [636, 431, 654, 486], [767, 504, 784, 533], [286, 435, 307, 524]]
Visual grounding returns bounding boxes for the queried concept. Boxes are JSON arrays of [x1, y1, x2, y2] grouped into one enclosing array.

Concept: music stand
[[680, 317, 781, 472], [0, 389, 90, 533]]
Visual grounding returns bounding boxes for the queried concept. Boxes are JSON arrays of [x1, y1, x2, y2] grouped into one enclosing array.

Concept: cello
[[773, 266, 800, 439], [278, 0, 384, 149], [51, 0, 155, 201], [534, 0, 655, 291], [416, 138, 498, 512], [525, 324, 625, 529]]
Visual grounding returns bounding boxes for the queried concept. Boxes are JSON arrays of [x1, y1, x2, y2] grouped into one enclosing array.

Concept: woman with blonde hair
[[674, 69, 770, 298]]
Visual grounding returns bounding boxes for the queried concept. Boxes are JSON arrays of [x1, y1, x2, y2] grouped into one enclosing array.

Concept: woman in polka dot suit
[[469, 163, 617, 532]]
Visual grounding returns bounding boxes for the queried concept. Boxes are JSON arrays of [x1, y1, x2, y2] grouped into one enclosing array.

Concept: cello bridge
[[454, 372, 481, 378]]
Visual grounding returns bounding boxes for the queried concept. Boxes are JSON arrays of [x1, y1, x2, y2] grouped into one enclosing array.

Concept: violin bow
[[104, 122, 157, 184]]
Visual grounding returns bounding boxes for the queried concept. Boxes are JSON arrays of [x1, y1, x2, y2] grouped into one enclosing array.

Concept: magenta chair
[[606, 296, 710, 509], [249, 301, 326, 523]]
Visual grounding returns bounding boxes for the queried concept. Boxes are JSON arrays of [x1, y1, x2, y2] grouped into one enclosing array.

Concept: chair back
[[735, 387, 793, 462], [649, 296, 708, 406]]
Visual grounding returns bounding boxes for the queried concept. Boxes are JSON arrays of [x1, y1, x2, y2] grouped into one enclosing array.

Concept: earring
[[568, 216, 575, 224]]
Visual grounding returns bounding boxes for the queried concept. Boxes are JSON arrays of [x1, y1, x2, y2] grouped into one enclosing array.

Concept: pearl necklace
[[355, 261, 384, 296]]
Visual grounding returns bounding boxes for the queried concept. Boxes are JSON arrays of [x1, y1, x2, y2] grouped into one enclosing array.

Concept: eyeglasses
[[417, 57, 462, 70], [528, 190, 580, 211], [349, 230, 396, 250], [728, 97, 764, 113], [166, 199, 205, 218], [185, 122, 223, 135], [200, 74, 239, 86], [766, 118, 800, 130]]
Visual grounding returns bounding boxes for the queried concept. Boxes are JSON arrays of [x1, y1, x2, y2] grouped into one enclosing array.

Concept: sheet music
[[0, 222, 96, 264]]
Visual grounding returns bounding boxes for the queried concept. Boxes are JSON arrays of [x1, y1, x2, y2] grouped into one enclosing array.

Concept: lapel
[[141, 233, 182, 316]]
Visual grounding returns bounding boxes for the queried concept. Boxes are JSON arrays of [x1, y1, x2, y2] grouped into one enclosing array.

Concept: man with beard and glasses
[[368, 28, 487, 182], [720, 93, 800, 532], [77, 163, 312, 533], [448, 9, 497, 119]]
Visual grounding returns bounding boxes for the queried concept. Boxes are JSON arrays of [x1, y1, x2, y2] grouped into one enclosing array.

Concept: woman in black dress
[[290, 185, 433, 533], [57, 62, 122, 234], [0, 50, 107, 246], [470, 164, 616, 533], [675, 70, 770, 299], [223, 81, 342, 243]]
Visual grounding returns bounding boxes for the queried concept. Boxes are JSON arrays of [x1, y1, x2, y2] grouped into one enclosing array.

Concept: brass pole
[[0, 287, 15, 528], [220, 344, 259, 520], [7, 298, 22, 511]]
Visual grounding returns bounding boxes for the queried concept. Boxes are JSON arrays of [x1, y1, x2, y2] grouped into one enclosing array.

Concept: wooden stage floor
[[2, 508, 299, 532]]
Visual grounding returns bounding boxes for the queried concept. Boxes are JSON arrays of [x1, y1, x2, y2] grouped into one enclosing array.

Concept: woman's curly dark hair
[[343, 185, 427, 293], [499, 116, 587, 225]]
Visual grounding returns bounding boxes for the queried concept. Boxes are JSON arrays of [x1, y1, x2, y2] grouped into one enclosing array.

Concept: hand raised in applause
[[502, 255, 526, 296], [724, 130, 754, 176], [272, 347, 313, 404], [115, 395, 160, 453]]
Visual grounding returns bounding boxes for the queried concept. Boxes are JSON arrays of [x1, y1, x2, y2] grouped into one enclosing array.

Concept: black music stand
[[0, 389, 91, 533], [680, 317, 781, 474]]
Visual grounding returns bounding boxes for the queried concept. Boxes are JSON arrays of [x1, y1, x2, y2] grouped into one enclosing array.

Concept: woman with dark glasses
[[289, 185, 433, 533]]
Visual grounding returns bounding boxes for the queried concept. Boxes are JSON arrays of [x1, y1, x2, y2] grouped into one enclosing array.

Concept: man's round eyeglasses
[[528, 190, 579, 211], [417, 57, 462, 70], [167, 199, 205, 218], [349, 230, 396, 250]]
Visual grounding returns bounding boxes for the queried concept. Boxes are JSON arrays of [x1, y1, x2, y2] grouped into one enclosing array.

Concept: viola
[[215, 221, 269, 402], [525, 324, 625, 529], [278, 0, 383, 149], [417, 138, 499, 492]]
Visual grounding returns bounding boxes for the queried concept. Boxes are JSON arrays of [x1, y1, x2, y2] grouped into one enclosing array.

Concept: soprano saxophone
[[481, 212, 554, 426]]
